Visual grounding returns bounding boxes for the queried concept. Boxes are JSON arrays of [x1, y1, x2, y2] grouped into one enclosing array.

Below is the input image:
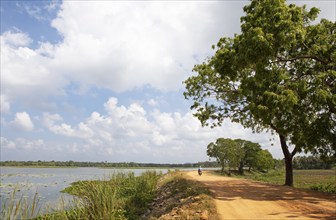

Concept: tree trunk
[[279, 134, 297, 186], [221, 161, 225, 173], [284, 157, 293, 186], [238, 161, 244, 175]]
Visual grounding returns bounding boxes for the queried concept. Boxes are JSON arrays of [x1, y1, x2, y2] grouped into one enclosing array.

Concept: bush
[[60, 171, 161, 220], [310, 183, 336, 193]]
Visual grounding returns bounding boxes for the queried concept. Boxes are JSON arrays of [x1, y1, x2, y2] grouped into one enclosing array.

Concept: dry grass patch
[[144, 171, 219, 220]]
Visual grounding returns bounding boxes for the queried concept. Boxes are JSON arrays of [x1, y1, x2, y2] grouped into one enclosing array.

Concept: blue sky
[[1, 0, 335, 163]]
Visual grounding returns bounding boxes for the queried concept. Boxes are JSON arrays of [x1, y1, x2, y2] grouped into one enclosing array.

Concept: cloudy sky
[[1, 1, 335, 163]]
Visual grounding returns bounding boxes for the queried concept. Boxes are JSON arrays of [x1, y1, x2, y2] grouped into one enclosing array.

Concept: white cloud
[[1, 137, 47, 151], [42, 112, 63, 127], [47, 1, 243, 93], [42, 112, 94, 138], [11, 112, 34, 131], [147, 98, 158, 107], [1, 30, 32, 47], [1, 31, 66, 108], [0, 1, 245, 115], [2, 1, 333, 111], [1, 137, 16, 149], [23, 4, 44, 21], [0, 95, 10, 114], [16, 138, 45, 150], [38, 97, 280, 162]]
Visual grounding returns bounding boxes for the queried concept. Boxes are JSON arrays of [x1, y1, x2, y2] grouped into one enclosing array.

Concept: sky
[[1, 0, 335, 163]]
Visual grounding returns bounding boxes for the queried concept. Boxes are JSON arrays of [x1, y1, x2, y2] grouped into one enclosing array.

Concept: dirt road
[[186, 171, 336, 220]]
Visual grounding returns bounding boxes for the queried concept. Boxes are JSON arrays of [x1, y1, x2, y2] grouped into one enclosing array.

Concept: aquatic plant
[[1, 189, 41, 220], [2, 171, 162, 219]]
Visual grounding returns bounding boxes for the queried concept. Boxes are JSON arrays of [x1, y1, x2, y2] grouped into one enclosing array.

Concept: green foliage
[[1, 190, 41, 220], [242, 169, 336, 194], [254, 150, 275, 171], [248, 170, 285, 185], [2, 171, 161, 220], [184, 0, 335, 186], [310, 183, 336, 193], [293, 169, 336, 191], [207, 138, 274, 173], [293, 155, 335, 169], [58, 171, 161, 220], [273, 159, 285, 170], [207, 138, 244, 172]]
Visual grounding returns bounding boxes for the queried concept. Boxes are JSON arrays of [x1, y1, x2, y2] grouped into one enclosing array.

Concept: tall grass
[[1, 171, 162, 220], [1, 189, 41, 220], [41, 171, 161, 219]]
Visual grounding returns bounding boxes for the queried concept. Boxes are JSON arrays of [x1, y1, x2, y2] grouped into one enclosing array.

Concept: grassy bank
[[1, 171, 161, 220], [145, 171, 220, 219], [1, 171, 219, 219], [233, 169, 336, 193]]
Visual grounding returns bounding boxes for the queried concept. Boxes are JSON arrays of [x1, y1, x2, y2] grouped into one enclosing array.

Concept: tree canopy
[[207, 138, 274, 174], [184, 0, 335, 186], [207, 138, 244, 173]]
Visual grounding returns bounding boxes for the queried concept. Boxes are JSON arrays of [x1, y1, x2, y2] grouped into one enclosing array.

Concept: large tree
[[184, 0, 335, 186]]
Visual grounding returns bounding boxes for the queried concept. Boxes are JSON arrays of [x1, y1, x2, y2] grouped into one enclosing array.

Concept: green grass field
[[241, 169, 336, 193]]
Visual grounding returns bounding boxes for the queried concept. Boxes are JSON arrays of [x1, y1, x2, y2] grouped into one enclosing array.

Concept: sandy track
[[186, 171, 336, 220]]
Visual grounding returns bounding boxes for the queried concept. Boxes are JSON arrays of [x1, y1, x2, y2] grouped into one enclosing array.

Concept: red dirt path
[[186, 171, 336, 220]]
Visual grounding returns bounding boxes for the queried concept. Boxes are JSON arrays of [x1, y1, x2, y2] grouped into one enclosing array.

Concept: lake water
[[0, 167, 173, 213]]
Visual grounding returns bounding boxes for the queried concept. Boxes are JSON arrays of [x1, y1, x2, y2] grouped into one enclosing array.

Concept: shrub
[[310, 183, 336, 193]]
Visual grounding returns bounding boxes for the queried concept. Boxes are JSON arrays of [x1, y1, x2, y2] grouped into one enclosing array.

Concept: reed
[[1, 189, 41, 220], [1, 171, 161, 220], [39, 171, 161, 219]]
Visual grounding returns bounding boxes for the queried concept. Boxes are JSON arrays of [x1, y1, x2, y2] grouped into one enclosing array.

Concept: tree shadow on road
[[200, 177, 336, 220]]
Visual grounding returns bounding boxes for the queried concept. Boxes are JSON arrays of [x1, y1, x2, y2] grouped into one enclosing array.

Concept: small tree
[[207, 138, 273, 174], [207, 138, 244, 174], [235, 139, 263, 174], [255, 150, 275, 172]]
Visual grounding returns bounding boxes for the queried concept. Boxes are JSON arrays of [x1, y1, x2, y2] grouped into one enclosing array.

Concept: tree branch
[[291, 146, 298, 158], [279, 134, 291, 159], [274, 55, 327, 65]]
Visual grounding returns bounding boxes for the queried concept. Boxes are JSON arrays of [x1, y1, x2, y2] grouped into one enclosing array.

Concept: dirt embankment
[[186, 171, 336, 220], [144, 172, 219, 220]]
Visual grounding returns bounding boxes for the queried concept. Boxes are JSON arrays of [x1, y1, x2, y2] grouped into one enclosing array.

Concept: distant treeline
[[0, 160, 219, 168], [293, 156, 335, 170], [1, 156, 333, 169]]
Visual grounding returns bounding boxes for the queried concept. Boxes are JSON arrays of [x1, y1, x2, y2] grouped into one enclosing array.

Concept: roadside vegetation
[[145, 171, 219, 220], [214, 168, 336, 194], [206, 138, 335, 194], [1, 170, 219, 220], [207, 138, 276, 175], [1, 171, 161, 220]]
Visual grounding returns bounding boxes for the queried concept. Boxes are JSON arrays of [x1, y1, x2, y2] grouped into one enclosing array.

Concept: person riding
[[198, 166, 202, 175]]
